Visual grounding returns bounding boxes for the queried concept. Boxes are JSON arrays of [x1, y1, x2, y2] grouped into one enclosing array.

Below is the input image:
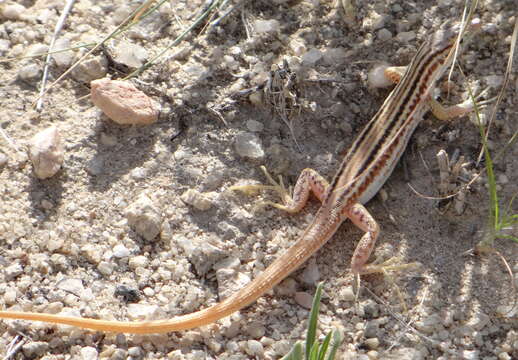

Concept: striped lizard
[[0, 19, 483, 334]]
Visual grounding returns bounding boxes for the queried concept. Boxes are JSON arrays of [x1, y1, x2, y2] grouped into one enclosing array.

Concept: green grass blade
[[281, 341, 303, 360], [325, 329, 343, 360], [308, 341, 320, 360], [317, 332, 332, 360], [306, 283, 324, 360]]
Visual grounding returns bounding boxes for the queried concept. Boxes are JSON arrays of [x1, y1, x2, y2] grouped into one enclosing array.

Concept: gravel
[[0, 0, 516, 359]]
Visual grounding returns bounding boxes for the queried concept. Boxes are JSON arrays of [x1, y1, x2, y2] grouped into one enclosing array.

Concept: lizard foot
[[230, 166, 294, 211]]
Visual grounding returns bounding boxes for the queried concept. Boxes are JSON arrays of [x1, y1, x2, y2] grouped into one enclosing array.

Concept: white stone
[[72, 56, 108, 83], [2, 4, 26, 20], [0, 152, 8, 166], [246, 340, 264, 356], [18, 63, 41, 81], [57, 278, 84, 297], [52, 38, 74, 68], [113, 244, 131, 258], [127, 303, 164, 321], [234, 132, 264, 159], [97, 261, 114, 276], [112, 40, 148, 69], [180, 189, 213, 211], [129, 255, 149, 269], [5, 263, 23, 280], [253, 19, 280, 33], [125, 194, 162, 241], [28, 126, 64, 179], [4, 288, 17, 305], [80, 346, 98, 360]]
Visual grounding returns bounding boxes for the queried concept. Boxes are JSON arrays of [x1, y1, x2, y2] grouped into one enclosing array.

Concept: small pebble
[[302, 48, 322, 66], [4, 288, 17, 305], [245, 340, 264, 357], [97, 261, 114, 276], [5, 262, 23, 281], [29, 126, 64, 179], [91, 78, 160, 125], [368, 64, 393, 88], [18, 63, 41, 81], [234, 132, 264, 160], [22, 342, 49, 358], [71, 56, 108, 83], [127, 347, 142, 357], [111, 40, 148, 69], [2, 3, 26, 20], [113, 244, 131, 258], [340, 286, 356, 301], [377, 28, 393, 41], [52, 38, 74, 68], [0, 152, 8, 166], [300, 259, 320, 285], [80, 346, 98, 360], [125, 194, 162, 241], [180, 189, 213, 211], [364, 337, 380, 350], [128, 255, 149, 269], [396, 31, 416, 43], [253, 19, 280, 33], [57, 278, 84, 297], [294, 291, 313, 309], [127, 303, 163, 321], [246, 119, 264, 132]]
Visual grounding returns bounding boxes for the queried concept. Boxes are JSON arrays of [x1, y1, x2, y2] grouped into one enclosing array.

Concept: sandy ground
[[0, 0, 517, 359]]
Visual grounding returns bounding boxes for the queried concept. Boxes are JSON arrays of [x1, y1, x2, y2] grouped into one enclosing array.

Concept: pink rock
[[90, 78, 160, 125]]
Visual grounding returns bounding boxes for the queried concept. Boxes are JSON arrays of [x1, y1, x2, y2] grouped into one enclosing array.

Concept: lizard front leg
[[382, 65, 491, 120]]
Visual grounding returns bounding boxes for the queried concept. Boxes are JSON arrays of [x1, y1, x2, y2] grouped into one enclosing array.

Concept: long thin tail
[[0, 216, 340, 334]]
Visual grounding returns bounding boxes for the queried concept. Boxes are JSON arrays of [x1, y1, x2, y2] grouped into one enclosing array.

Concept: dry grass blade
[[31, 0, 159, 107], [476, 16, 518, 164], [36, 0, 76, 111]]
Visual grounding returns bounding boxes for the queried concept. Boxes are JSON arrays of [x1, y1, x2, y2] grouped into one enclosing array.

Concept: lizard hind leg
[[346, 203, 420, 295], [230, 166, 329, 214]]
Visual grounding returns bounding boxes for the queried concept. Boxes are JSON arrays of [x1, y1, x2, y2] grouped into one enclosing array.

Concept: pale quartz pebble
[[0, 152, 7, 166], [72, 56, 108, 83], [125, 194, 162, 241], [52, 38, 74, 68], [80, 346, 98, 360], [2, 3, 26, 20], [57, 278, 84, 297], [91, 78, 160, 125], [180, 189, 213, 211], [234, 132, 264, 159], [127, 303, 164, 321], [253, 19, 280, 33], [28, 126, 64, 179]]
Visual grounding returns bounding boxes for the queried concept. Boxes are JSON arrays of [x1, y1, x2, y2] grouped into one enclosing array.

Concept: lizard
[[0, 18, 484, 334]]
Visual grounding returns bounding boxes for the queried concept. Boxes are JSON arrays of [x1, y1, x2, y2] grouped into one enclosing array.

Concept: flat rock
[[91, 78, 160, 125]]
